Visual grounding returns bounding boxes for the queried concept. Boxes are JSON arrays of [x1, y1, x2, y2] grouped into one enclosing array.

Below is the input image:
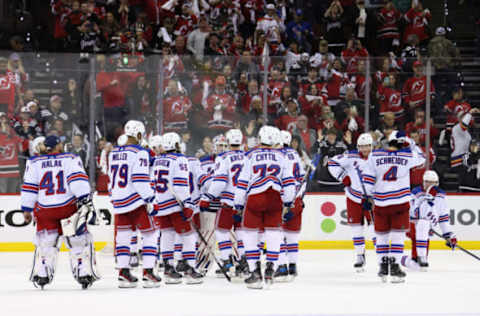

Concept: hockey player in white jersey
[[21, 135, 99, 289], [233, 126, 296, 289], [274, 130, 306, 282], [151, 132, 203, 284], [402, 170, 457, 271], [200, 129, 248, 278], [362, 130, 425, 283], [108, 120, 160, 288], [327, 133, 375, 272]]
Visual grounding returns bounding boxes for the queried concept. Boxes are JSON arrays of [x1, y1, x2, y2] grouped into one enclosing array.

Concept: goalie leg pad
[[66, 232, 101, 282], [31, 231, 60, 285], [196, 212, 216, 273]]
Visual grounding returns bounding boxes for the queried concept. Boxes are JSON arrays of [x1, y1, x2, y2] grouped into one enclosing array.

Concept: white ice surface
[[0, 250, 479, 316]]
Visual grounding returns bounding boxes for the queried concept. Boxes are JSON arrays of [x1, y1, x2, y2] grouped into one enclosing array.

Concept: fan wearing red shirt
[[402, 61, 434, 113], [325, 59, 350, 106], [341, 38, 369, 74], [174, 3, 198, 37], [163, 80, 193, 133], [276, 98, 300, 132], [376, 1, 401, 54], [204, 76, 237, 133], [378, 73, 404, 123], [340, 105, 365, 144], [444, 87, 479, 130], [265, 67, 289, 115], [0, 58, 15, 115], [403, 2, 431, 45], [409, 129, 435, 187], [405, 108, 439, 144], [240, 79, 261, 114], [299, 67, 325, 97]]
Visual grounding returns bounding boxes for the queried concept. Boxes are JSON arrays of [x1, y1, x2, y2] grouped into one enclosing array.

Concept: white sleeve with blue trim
[[280, 154, 296, 206], [435, 191, 453, 236], [132, 150, 155, 203], [233, 156, 251, 209], [362, 155, 376, 196], [172, 156, 192, 207], [206, 156, 228, 201], [66, 156, 91, 200], [20, 159, 39, 212], [327, 154, 348, 181]]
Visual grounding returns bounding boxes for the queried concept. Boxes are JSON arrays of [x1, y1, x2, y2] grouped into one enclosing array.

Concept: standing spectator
[[101, 11, 122, 44], [63, 78, 84, 127], [350, 0, 374, 47], [245, 95, 265, 127], [309, 39, 336, 81], [405, 107, 439, 143], [71, 134, 88, 168], [450, 113, 473, 169], [292, 114, 317, 154], [0, 112, 21, 192], [428, 26, 461, 102], [300, 84, 328, 128], [335, 83, 363, 123], [311, 127, 347, 192], [341, 38, 369, 74], [325, 58, 350, 106], [459, 140, 480, 192], [256, 4, 285, 55], [203, 76, 237, 133], [376, 1, 401, 55], [235, 51, 260, 82], [163, 79, 193, 133], [402, 61, 435, 116], [14, 106, 41, 142], [444, 87, 479, 130], [286, 9, 313, 52], [187, 16, 211, 62], [403, 1, 431, 46], [51, 0, 72, 51], [378, 73, 404, 124], [0, 57, 16, 115], [240, 79, 261, 114], [8, 53, 29, 93], [323, 0, 345, 50], [298, 67, 324, 97], [174, 3, 198, 37], [41, 95, 70, 133], [409, 128, 436, 187], [129, 75, 154, 127], [48, 119, 70, 144], [400, 34, 420, 74], [340, 105, 365, 144]]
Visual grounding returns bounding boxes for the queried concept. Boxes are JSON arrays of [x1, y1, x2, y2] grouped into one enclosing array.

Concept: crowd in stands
[[0, 0, 479, 193]]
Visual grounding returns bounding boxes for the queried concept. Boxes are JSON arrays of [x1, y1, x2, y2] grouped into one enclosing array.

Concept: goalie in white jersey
[[108, 120, 160, 288], [151, 132, 203, 284], [200, 129, 248, 278], [328, 133, 375, 272], [362, 131, 425, 283], [402, 170, 458, 271], [21, 135, 99, 289], [233, 126, 296, 289]]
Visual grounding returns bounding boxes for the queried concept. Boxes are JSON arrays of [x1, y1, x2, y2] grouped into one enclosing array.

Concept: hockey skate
[[378, 257, 389, 283], [288, 263, 298, 281], [354, 254, 366, 273], [416, 256, 429, 272], [156, 260, 164, 273], [245, 261, 263, 289], [77, 275, 95, 290], [32, 275, 51, 290], [215, 255, 234, 278], [118, 268, 138, 288], [273, 264, 289, 282], [184, 266, 204, 285], [389, 257, 406, 283], [235, 255, 249, 279], [163, 261, 183, 284], [176, 259, 189, 275], [264, 262, 275, 288], [129, 252, 140, 269], [142, 268, 162, 288]]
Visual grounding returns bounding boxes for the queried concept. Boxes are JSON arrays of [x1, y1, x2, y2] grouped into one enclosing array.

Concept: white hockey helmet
[[161, 132, 181, 152], [280, 130, 292, 146], [226, 129, 243, 146], [149, 135, 163, 151], [423, 170, 439, 184], [213, 134, 228, 153], [258, 125, 278, 146], [31, 136, 45, 155], [124, 120, 145, 140], [357, 133, 373, 147], [117, 134, 128, 146]]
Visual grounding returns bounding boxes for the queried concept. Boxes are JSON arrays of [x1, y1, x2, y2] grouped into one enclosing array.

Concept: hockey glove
[[147, 204, 159, 216], [361, 198, 373, 212], [233, 213, 242, 223], [77, 195, 98, 226], [181, 207, 194, 222], [342, 176, 351, 187], [199, 200, 210, 212], [282, 207, 294, 222], [443, 232, 458, 250]]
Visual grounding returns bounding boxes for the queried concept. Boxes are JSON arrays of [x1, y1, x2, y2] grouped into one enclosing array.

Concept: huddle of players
[[21, 118, 307, 290], [328, 131, 458, 283]]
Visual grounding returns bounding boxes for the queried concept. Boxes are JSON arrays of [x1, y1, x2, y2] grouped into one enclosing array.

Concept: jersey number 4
[[40, 171, 66, 195], [383, 166, 398, 182]]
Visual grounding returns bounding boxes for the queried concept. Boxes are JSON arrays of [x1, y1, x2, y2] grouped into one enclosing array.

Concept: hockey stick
[[354, 166, 375, 223], [430, 230, 480, 262], [167, 183, 231, 282]]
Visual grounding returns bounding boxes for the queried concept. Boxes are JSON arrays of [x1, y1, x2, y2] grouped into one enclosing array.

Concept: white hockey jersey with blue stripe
[[328, 150, 368, 204], [206, 150, 245, 207], [108, 145, 154, 214], [21, 153, 90, 212], [233, 147, 296, 208], [410, 186, 453, 236], [362, 147, 425, 207], [187, 156, 206, 213], [151, 153, 193, 216], [282, 147, 306, 199]]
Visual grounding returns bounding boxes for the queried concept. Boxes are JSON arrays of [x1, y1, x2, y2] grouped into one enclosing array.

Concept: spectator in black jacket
[[311, 127, 347, 192], [459, 140, 480, 192]]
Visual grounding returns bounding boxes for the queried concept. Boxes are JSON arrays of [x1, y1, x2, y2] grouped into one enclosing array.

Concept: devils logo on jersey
[[411, 80, 425, 94], [0, 144, 15, 160], [389, 92, 401, 106], [0, 76, 12, 90]]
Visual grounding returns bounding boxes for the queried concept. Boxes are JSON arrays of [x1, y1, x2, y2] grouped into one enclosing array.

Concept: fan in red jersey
[[163, 79, 192, 133]]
